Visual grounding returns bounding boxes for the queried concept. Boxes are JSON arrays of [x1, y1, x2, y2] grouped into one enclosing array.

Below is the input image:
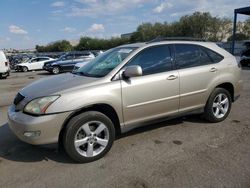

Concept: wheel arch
[[59, 103, 121, 145], [215, 82, 234, 102]]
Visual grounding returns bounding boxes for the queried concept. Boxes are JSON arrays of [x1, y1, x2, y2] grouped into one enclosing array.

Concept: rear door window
[[201, 47, 224, 63], [175, 44, 223, 69], [175, 44, 201, 69]]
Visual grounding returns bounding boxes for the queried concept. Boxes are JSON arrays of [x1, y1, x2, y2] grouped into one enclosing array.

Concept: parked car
[[8, 39, 242, 163], [240, 42, 250, 66], [9, 55, 35, 70], [15, 57, 54, 72], [0, 50, 10, 79], [43, 52, 95, 74]]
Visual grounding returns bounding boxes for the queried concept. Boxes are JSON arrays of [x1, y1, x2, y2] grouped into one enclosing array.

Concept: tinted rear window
[[175, 44, 223, 69], [201, 47, 224, 63], [175, 44, 201, 69]]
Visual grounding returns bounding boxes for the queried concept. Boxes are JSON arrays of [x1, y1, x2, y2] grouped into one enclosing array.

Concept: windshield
[[23, 58, 31, 63], [76, 47, 137, 77], [58, 53, 70, 61]]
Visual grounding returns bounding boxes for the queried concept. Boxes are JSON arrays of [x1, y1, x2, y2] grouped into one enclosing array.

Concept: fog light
[[23, 131, 41, 138]]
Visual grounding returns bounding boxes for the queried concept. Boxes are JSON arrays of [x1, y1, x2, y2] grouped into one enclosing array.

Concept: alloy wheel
[[212, 93, 229, 119], [52, 67, 59, 74], [74, 121, 109, 157]]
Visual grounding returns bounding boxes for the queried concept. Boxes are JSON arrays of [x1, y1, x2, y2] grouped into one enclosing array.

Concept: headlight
[[72, 66, 80, 73], [24, 96, 60, 115]]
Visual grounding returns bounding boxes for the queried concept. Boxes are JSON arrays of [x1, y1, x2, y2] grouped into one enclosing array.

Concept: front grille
[[14, 93, 25, 105]]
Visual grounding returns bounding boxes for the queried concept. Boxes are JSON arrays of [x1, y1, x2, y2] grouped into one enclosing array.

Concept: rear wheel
[[204, 88, 232, 122], [0, 73, 7, 79], [63, 111, 115, 163], [52, 66, 60, 74]]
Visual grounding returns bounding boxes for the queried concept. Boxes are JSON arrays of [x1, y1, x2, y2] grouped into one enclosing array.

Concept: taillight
[[5, 62, 8, 66]]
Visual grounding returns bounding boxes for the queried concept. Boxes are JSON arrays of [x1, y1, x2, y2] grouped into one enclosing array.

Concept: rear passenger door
[[174, 44, 223, 112], [121, 45, 179, 126]]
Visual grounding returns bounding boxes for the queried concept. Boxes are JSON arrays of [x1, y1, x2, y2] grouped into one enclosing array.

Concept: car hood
[[20, 73, 100, 99], [44, 59, 57, 65]]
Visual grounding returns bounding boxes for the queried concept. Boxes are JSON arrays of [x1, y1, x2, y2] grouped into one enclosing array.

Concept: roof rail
[[147, 37, 206, 43]]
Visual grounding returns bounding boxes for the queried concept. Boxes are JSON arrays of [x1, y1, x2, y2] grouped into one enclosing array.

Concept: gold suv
[[8, 39, 242, 163]]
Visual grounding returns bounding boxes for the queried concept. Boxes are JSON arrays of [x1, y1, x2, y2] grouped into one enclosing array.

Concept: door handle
[[167, 75, 178, 80], [210, 67, 217, 72]]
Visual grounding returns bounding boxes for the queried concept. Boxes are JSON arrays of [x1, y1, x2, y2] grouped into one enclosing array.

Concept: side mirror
[[123, 65, 142, 79]]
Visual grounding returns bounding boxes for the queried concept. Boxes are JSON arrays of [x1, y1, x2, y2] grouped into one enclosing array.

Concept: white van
[[0, 50, 10, 79]]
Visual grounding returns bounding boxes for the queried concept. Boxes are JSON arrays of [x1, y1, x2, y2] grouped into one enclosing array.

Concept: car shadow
[[0, 115, 208, 164], [0, 123, 75, 164], [118, 114, 209, 139], [242, 67, 250, 71], [36, 72, 52, 76]]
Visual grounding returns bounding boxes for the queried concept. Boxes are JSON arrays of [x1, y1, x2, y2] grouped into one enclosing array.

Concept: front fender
[[46, 80, 123, 124]]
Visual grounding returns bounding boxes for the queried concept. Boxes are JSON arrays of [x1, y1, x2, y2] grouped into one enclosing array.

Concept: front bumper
[[1, 70, 10, 77], [15, 66, 25, 72], [43, 65, 52, 71], [8, 105, 71, 145]]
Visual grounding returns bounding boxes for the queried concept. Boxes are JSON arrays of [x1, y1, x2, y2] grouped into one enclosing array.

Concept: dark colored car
[[240, 49, 250, 66], [240, 42, 250, 67], [43, 52, 95, 74]]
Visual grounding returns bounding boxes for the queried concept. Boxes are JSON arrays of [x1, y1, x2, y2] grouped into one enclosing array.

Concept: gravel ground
[[0, 70, 249, 188]]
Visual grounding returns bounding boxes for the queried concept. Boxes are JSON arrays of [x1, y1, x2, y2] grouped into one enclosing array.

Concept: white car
[[0, 50, 10, 79], [16, 57, 54, 72]]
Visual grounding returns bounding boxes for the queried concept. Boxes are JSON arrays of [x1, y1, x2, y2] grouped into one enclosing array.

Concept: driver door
[[29, 58, 39, 70], [121, 45, 179, 126]]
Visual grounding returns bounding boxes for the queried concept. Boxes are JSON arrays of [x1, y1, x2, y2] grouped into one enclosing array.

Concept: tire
[[63, 111, 115, 163], [52, 66, 60, 74], [22, 66, 28, 72], [204, 88, 232, 123], [0, 73, 7, 79]]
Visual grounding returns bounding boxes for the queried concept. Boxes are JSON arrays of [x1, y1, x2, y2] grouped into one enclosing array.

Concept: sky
[[0, 0, 249, 49]]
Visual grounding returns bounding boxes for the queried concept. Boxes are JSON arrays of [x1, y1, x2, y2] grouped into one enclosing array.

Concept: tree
[[243, 18, 250, 37], [227, 33, 249, 41], [35, 12, 250, 52], [74, 37, 129, 51], [36, 40, 72, 52]]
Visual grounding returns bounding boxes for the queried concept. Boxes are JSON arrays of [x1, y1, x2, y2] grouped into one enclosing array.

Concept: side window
[[202, 47, 224, 63], [175, 44, 201, 69], [200, 48, 214, 65], [38, 58, 45, 61], [64, 54, 74, 60], [31, 58, 38, 63], [126, 45, 172, 76], [75, 53, 88, 59]]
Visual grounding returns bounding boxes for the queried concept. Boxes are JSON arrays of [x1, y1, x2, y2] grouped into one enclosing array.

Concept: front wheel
[[63, 111, 115, 163], [22, 66, 28, 72], [52, 66, 60, 74], [0, 73, 7, 79], [204, 88, 232, 123]]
